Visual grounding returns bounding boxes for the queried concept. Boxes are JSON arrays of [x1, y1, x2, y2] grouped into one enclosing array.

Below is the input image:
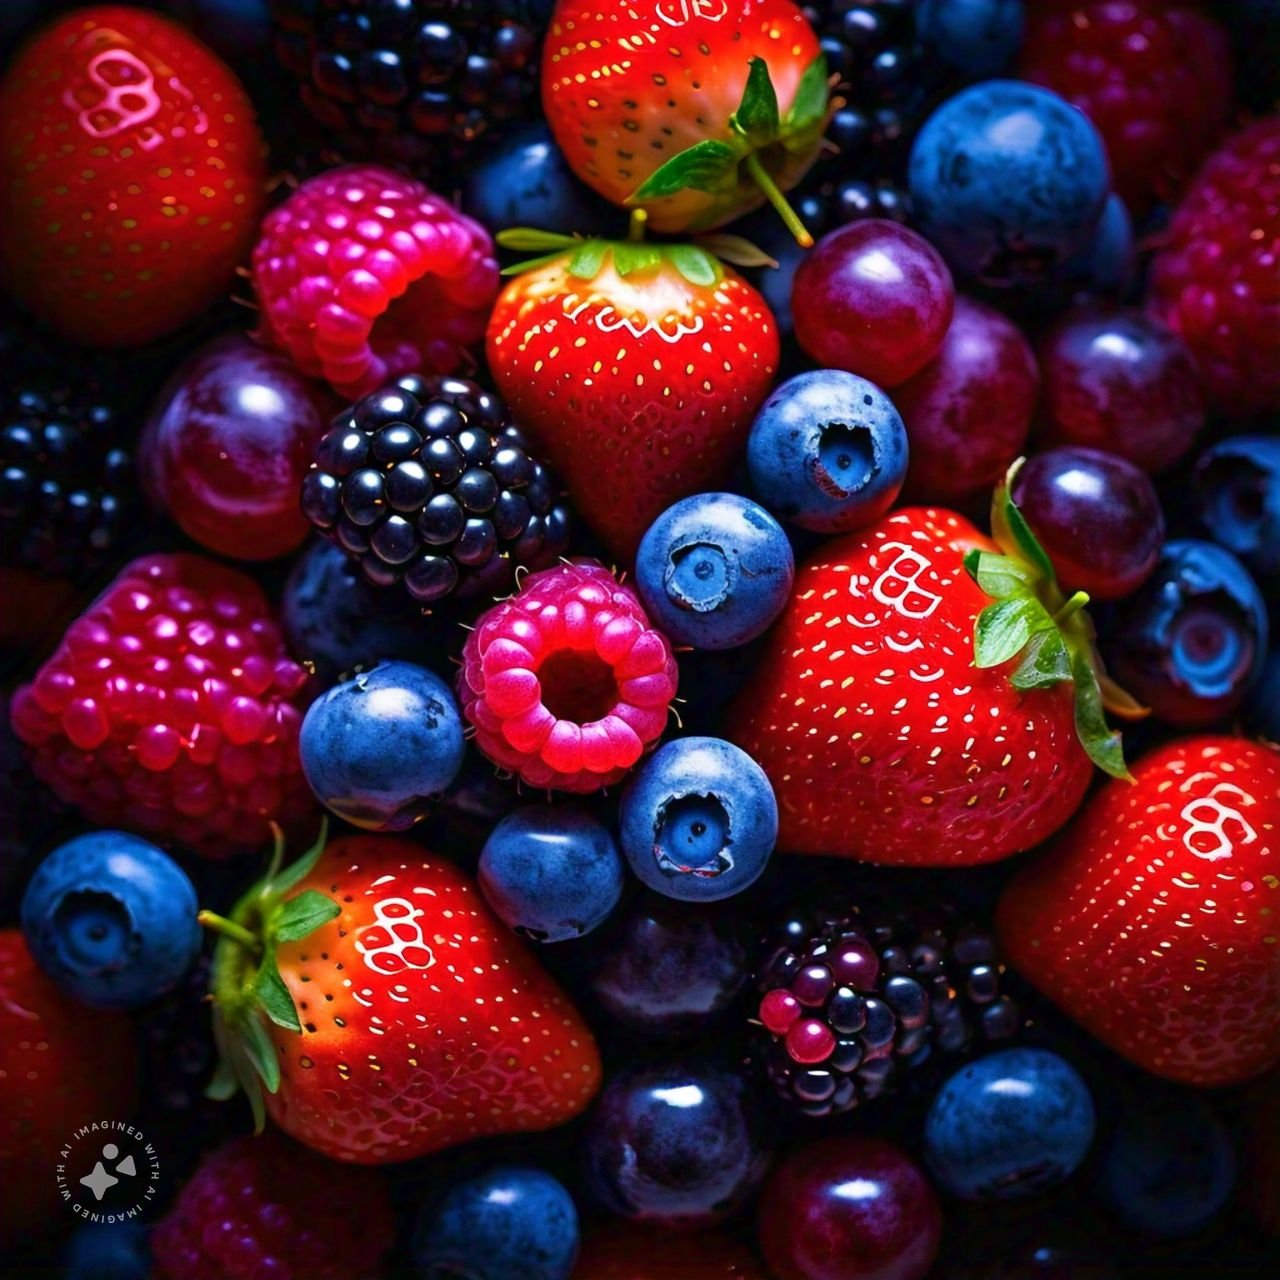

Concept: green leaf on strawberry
[[497, 226, 731, 290], [633, 140, 742, 200], [965, 460, 1145, 781], [730, 57, 781, 147]]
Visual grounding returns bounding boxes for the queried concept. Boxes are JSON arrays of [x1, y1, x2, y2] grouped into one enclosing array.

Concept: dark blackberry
[[270, 0, 550, 171], [752, 908, 1024, 1118], [0, 380, 134, 577], [302, 373, 571, 605]]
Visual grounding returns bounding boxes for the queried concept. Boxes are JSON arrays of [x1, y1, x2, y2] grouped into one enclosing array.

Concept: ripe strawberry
[[0, 6, 266, 348], [574, 1223, 768, 1279], [0, 929, 139, 1250], [725, 471, 1142, 865], [487, 231, 780, 558], [204, 831, 602, 1163], [543, 0, 828, 239], [999, 736, 1280, 1088]]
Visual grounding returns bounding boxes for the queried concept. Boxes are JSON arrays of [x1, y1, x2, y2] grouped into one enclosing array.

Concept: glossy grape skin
[[1012, 446, 1165, 600], [141, 333, 335, 560], [896, 296, 1039, 504], [792, 220, 955, 387], [1037, 310, 1206, 473], [758, 1137, 941, 1280]]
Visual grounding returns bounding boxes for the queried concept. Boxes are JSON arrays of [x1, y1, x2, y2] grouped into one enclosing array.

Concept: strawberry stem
[[745, 152, 813, 248], [628, 207, 648, 242], [198, 910, 262, 955], [1054, 591, 1091, 625]]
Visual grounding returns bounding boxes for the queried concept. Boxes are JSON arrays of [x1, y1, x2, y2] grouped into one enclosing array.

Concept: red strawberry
[[0, 6, 266, 348], [543, 0, 827, 239], [999, 736, 1280, 1088], [487, 233, 779, 558], [0, 929, 139, 1250], [574, 1223, 769, 1279], [726, 473, 1142, 865], [204, 831, 602, 1163]]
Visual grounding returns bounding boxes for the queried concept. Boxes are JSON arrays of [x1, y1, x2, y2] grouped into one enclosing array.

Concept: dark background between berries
[[2, 2, 1279, 1278]]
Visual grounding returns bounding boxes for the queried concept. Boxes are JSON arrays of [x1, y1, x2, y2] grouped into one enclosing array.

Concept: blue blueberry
[[299, 660, 466, 830], [21, 832, 201, 1010], [924, 1048, 1096, 1201], [1108, 540, 1269, 727], [588, 892, 750, 1038], [478, 805, 624, 943], [61, 1220, 150, 1280], [1057, 192, 1135, 300], [619, 737, 776, 903], [635, 493, 794, 651], [1098, 1087, 1236, 1239], [1193, 434, 1280, 586], [909, 81, 1110, 288], [411, 1164, 579, 1280], [916, 0, 1026, 77], [462, 123, 614, 237], [582, 1062, 768, 1227], [747, 371, 909, 534]]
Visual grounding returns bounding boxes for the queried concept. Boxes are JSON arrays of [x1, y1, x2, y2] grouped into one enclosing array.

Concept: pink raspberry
[[459, 561, 679, 793], [151, 1132, 395, 1280], [1019, 0, 1234, 214], [1148, 117, 1280, 418], [9, 554, 314, 857], [252, 164, 499, 399]]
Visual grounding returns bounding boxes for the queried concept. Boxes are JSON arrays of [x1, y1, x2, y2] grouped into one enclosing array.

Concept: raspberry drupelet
[[9, 554, 313, 857], [459, 562, 679, 793], [252, 164, 500, 399]]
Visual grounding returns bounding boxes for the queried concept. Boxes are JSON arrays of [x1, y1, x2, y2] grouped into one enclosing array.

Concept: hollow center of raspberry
[[51, 890, 132, 971], [653, 793, 733, 879], [537, 650, 620, 724], [816, 422, 875, 497]]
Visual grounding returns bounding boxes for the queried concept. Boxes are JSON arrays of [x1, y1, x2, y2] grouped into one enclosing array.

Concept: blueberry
[[582, 1062, 769, 1227], [1108, 540, 1269, 727], [635, 493, 794, 651], [60, 1219, 150, 1280], [747, 371, 908, 533], [461, 123, 614, 236], [1193, 435, 1280, 586], [1056, 192, 1135, 300], [411, 1165, 579, 1280], [299, 660, 465, 830], [21, 832, 201, 1010], [1098, 1086, 1236, 1239], [909, 81, 1110, 288], [587, 893, 750, 1038], [916, 0, 1026, 77], [478, 806, 624, 943], [924, 1048, 1096, 1201], [619, 737, 776, 903]]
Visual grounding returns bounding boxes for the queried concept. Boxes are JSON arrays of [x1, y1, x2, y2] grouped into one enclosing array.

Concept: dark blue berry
[[60, 1219, 151, 1280], [635, 493, 795, 651], [916, 0, 1025, 77], [1193, 434, 1280, 586]]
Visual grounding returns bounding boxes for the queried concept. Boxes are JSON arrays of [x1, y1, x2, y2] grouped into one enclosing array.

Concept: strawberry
[[725, 468, 1143, 865], [999, 736, 1280, 1088], [0, 6, 266, 347], [0, 929, 139, 1250], [487, 230, 780, 558], [203, 829, 602, 1164], [543, 0, 828, 240]]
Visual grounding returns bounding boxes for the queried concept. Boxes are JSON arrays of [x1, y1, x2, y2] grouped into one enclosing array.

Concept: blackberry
[[0, 381, 133, 577], [271, 0, 550, 171], [302, 373, 571, 605], [752, 907, 1024, 1118]]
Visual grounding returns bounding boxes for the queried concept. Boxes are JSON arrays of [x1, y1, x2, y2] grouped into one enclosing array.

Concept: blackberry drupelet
[[302, 373, 571, 605], [752, 908, 1024, 1118], [271, 0, 550, 170], [0, 381, 133, 577]]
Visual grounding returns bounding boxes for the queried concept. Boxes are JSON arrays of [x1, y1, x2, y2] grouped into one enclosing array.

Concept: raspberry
[[1148, 117, 1280, 418], [9, 554, 313, 857], [151, 1131, 395, 1280], [1019, 0, 1234, 214], [251, 164, 499, 399], [459, 561, 678, 793]]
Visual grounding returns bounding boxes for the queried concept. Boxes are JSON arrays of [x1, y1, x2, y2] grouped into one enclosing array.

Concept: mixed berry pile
[[0, 2, 1277, 1279]]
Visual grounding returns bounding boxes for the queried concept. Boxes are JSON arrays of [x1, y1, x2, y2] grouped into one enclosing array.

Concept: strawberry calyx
[[964, 460, 1147, 782], [627, 54, 830, 247], [200, 820, 337, 1130]]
